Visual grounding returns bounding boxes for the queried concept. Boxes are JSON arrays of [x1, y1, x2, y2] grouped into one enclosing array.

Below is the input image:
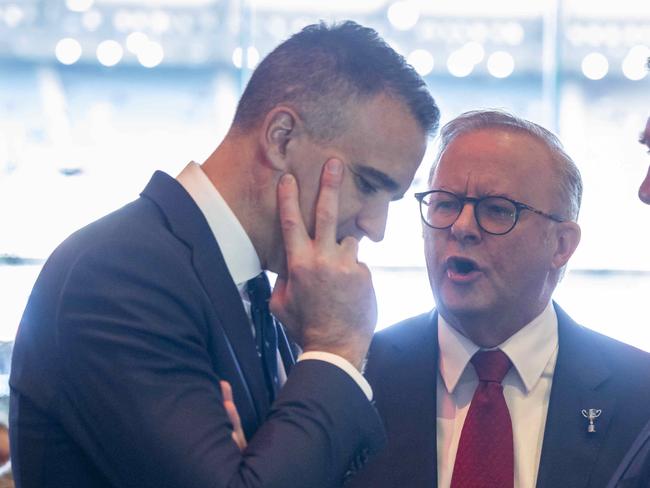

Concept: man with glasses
[[349, 110, 650, 488]]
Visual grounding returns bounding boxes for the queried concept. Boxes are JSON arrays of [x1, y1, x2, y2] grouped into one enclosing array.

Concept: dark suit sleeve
[[53, 239, 384, 488]]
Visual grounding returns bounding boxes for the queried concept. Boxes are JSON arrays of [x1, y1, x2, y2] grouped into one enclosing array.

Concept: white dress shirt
[[176, 161, 372, 399], [436, 302, 559, 488]]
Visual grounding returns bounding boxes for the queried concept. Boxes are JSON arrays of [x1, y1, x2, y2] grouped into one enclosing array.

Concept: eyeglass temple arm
[[519, 203, 565, 223]]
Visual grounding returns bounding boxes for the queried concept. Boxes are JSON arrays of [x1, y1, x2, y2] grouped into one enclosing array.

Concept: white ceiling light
[[462, 41, 485, 64], [55, 38, 82, 65], [232, 46, 260, 69], [407, 49, 434, 76], [447, 49, 474, 78], [66, 0, 94, 13], [581, 52, 609, 80], [4, 4, 24, 28], [150, 10, 171, 34], [487, 51, 515, 78], [113, 10, 131, 31], [387, 1, 420, 31], [622, 45, 650, 81], [501, 22, 525, 46], [82, 10, 103, 31], [126, 31, 149, 54], [97, 40, 123, 67], [137, 41, 164, 68]]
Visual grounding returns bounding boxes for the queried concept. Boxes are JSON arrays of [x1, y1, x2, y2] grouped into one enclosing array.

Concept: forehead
[[338, 93, 428, 193], [432, 128, 555, 199]]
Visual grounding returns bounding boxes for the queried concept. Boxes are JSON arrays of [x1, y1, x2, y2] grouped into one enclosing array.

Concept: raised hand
[[270, 158, 377, 371]]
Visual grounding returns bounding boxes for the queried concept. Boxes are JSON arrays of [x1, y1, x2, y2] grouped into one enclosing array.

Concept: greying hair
[[429, 110, 583, 220], [233, 21, 440, 141]]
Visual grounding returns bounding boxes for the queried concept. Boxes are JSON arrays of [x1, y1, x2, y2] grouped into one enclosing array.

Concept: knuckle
[[315, 207, 335, 224], [280, 215, 300, 232]]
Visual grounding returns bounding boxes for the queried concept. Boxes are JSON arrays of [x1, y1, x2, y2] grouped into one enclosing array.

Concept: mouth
[[445, 256, 482, 283]]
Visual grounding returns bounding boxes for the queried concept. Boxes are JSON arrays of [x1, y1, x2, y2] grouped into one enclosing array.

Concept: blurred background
[[0, 0, 649, 362]]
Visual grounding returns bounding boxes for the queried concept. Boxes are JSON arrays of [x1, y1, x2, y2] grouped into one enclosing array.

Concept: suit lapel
[[536, 303, 616, 488], [141, 171, 271, 426], [368, 311, 439, 487]]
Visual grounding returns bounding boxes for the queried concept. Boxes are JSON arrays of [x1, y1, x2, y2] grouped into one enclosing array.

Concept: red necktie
[[450, 350, 514, 488]]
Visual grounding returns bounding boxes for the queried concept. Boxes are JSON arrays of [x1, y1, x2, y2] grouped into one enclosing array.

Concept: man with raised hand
[[350, 110, 650, 488], [9, 21, 439, 488]]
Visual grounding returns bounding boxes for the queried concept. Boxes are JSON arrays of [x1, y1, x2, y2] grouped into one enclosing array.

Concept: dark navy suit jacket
[[9, 171, 384, 488], [349, 304, 650, 488], [606, 418, 650, 488]]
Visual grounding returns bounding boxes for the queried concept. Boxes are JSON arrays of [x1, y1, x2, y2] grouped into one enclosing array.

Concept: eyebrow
[[435, 186, 512, 200], [349, 163, 402, 198]]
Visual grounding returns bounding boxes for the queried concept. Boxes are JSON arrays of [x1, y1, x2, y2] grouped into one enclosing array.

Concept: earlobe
[[260, 107, 298, 171], [552, 222, 581, 269]]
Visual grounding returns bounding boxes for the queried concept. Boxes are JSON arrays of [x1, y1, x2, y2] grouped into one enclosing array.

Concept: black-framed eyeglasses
[[414, 190, 566, 236]]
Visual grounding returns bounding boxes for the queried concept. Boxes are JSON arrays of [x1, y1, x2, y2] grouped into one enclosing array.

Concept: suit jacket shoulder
[[368, 311, 436, 357]]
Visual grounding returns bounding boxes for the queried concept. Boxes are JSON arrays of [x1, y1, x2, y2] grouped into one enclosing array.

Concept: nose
[[450, 202, 482, 243], [640, 166, 650, 205], [357, 200, 390, 242]]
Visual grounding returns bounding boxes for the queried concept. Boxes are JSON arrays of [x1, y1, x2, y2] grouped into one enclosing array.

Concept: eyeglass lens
[[421, 192, 518, 234]]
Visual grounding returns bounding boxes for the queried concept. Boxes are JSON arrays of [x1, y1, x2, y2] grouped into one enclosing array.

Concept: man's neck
[[202, 133, 279, 273]]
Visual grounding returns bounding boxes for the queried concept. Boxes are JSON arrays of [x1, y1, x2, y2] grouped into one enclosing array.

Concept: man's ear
[[551, 221, 581, 269], [260, 106, 299, 171]]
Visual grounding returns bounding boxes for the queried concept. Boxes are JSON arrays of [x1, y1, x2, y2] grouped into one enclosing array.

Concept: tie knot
[[246, 272, 271, 306], [471, 350, 511, 384]]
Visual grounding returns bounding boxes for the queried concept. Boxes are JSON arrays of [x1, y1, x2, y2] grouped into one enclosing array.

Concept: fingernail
[[327, 159, 342, 175], [280, 174, 295, 186]]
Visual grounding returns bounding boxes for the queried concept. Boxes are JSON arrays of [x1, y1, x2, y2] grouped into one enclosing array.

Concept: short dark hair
[[232, 21, 440, 140]]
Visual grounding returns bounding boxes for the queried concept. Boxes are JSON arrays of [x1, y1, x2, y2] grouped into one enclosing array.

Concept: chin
[[438, 301, 488, 320], [434, 288, 491, 319]]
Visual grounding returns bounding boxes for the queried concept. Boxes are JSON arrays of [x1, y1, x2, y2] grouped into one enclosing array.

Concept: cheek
[[423, 231, 444, 270], [335, 198, 366, 238], [487, 236, 548, 282], [296, 183, 319, 236]]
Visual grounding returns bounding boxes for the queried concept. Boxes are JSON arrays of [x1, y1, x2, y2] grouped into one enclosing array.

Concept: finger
[[277, 173, 309, 264], [220, 381, 247, 450], [232, 431, 247, 451], [314, 158, 343, 246], [219, 380, 233, 403], [339, 235, 360, 259], [226, 400, 246, 451]]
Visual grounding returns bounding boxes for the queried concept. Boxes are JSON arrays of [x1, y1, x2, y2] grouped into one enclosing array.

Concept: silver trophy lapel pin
[[581, 408, 602, 433]]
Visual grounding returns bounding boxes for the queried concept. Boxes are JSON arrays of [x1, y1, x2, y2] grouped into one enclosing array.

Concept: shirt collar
[[438, 301, 558, 394], [176, 161, 261, 289]]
